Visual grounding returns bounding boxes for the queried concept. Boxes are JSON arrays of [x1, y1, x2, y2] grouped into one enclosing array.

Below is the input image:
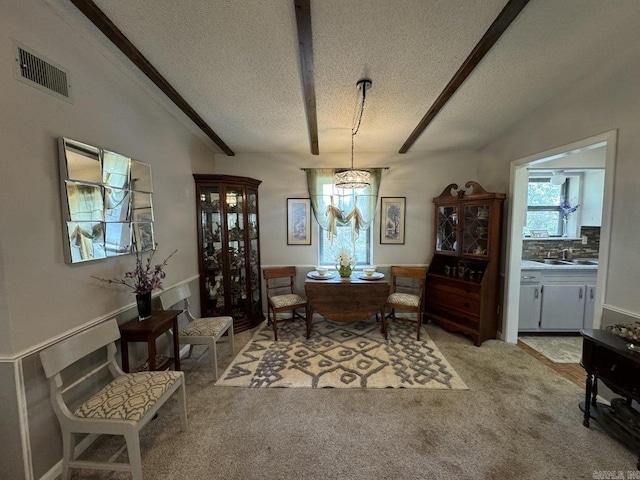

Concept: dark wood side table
[[119, 310, 182, 372], [580, 328, 640, 469]]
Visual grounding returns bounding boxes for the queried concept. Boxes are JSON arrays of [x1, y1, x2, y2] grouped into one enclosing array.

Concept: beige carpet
[[519, 335, 583, 363], [215, 319, 468, 389], [69, 323, 636, 479]]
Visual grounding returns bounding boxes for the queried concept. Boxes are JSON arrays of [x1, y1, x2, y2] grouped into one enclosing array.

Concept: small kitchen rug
[[215, 319, 468, 389], [519, 336, 583, 363]]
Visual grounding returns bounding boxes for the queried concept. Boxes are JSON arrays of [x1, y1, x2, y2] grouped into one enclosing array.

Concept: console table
[[119, 310, 182, 372], [304, 273, 389, 337], [580, 328, 640, 469]]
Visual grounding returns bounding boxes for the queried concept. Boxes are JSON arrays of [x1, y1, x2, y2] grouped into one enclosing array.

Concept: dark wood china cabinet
[[425, 181, 506, 346], [193, 174, 264, 332]]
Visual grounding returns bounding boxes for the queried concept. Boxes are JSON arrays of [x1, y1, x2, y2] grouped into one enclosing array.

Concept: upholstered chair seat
[[386, 292, 420, 307], [181, 316, 233, 338], [75, 371, 182, 421], [270, 293, 307, 309]]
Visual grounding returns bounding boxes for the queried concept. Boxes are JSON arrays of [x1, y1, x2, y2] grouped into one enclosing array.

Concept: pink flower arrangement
[[93, 248, 177, 295]]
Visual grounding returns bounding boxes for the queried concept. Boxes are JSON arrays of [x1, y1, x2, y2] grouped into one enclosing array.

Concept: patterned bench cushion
[[74, 371, 182, 421], [270, 293, 306, 308], [181, 316, 232, 338], [387, 292, 420, 307]]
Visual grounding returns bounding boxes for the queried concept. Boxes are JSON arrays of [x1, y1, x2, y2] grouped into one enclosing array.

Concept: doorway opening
[[502, 130, 617, 346]]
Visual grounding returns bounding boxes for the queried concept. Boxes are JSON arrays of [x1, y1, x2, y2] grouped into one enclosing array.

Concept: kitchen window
[[525, 178, 569, 237]]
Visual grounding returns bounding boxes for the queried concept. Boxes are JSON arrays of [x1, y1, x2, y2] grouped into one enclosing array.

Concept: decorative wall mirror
[[59, 137, 155, 264], [130, 160, 153, 193]]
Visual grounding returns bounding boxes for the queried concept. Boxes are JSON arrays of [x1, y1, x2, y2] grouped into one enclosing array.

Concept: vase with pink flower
[[93, 247, 176, 320]]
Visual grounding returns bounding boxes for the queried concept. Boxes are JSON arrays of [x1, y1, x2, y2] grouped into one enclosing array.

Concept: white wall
[[0, 0, 213, 355], [0, 1, 220, 477], [213, 151, 479, 268], [478, 40, 640, 318]]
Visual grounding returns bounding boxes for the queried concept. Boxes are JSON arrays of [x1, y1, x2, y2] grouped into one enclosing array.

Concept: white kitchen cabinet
[[518, 266, 597, 333], [583, 284, 597, 328], [519, 285, 542, 331], [540, 284, 586, 331]]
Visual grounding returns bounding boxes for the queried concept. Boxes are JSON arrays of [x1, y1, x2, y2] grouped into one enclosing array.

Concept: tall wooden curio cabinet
[[425, 181, 506, 346], [194, 174, 264, 333]]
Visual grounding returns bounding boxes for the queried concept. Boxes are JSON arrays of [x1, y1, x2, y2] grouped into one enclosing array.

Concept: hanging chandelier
[[334, 78, 372, 189]]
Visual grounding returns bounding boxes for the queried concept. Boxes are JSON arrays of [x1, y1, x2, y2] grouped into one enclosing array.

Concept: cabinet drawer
[[426, 289, 480, 315], [520, 271, 541, 284], [427, 277, 481, 300], [427, 304, 479, 329], [591, 345, 640, 397]]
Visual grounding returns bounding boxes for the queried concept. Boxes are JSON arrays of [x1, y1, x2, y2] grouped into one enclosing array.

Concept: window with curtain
[[306, 168, 382, 266]]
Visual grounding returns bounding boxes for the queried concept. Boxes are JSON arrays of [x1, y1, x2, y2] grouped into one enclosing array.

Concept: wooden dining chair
[[384, 266, 428, 340], [262, 266, 309, 340]]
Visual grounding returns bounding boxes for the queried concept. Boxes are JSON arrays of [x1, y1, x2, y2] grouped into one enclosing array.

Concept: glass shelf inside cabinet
[[436, 206, 458, 252], [462, 204, 490, 256]]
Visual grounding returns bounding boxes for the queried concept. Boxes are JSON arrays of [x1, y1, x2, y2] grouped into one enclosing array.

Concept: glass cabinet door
[[435, 206, 458, 253], [225, 187, 247, 319], [200, 186, 224, 315], [247, 188, 261, 316], [462, 204, 490, 257]]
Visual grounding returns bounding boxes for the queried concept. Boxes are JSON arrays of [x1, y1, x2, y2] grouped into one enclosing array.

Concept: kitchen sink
[[533, 259, 598, 266], [540, 259, 574, 265], [570, 259, 598, 265]]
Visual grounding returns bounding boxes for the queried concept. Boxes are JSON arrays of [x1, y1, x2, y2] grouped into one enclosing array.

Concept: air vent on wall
[[13, 41, 72, 103]]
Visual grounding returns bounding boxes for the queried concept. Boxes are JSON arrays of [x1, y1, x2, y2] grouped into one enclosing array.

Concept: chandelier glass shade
[[334, 78, 372, 190], [334, 169, 371, 189]]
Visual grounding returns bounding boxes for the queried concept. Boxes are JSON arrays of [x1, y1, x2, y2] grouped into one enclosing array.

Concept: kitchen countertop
[[521, 259, 598, 270]]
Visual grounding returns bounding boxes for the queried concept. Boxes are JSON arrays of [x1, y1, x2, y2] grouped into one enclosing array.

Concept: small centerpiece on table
[[335, 249, 356, 278], [93, 247, 176, 320]]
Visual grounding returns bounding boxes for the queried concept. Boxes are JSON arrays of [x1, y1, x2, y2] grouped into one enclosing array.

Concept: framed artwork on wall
[[287, 198, 312, 245], [380, 197, 406, 244]]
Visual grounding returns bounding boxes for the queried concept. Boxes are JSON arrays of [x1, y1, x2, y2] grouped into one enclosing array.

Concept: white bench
[[40, 318, 188, 480]]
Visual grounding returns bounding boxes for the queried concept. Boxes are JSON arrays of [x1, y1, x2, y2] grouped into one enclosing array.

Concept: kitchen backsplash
[[522, 226, 600, 260]]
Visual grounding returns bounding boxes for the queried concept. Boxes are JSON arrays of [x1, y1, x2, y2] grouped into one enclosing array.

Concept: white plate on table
[[307, 271, 335, 280], [358, 272, 385, 280]]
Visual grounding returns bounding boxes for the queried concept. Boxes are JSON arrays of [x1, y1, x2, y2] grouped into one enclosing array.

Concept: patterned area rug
[[519, 336, 583, 363], [215, 319, 468, 389]]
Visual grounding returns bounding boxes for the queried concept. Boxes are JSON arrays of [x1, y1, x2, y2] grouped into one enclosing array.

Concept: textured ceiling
[[83, 0, 640, 155]]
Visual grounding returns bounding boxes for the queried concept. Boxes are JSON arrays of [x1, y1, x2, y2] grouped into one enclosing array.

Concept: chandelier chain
[[351, 82, 367, 168], [334, 78, 372, 190]]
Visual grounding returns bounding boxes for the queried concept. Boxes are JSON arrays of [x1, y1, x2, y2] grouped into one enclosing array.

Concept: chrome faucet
[[561, 249, 569, 260], [546, 251, 554, 259]]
